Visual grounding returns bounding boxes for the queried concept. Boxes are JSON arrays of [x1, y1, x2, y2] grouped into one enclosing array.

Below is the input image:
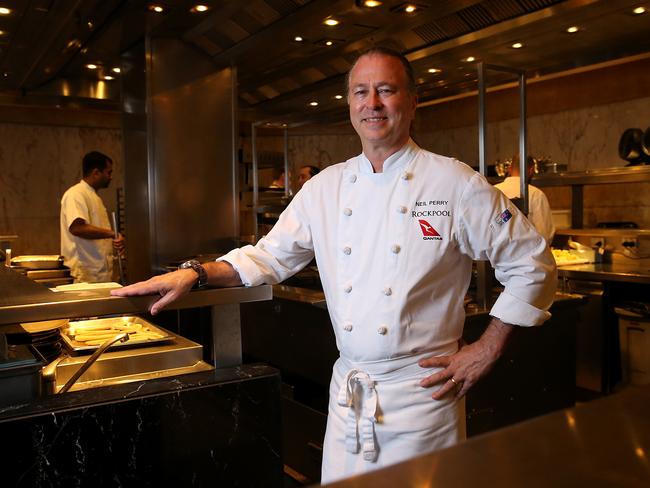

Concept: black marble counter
[[0, 364, 283, 487]]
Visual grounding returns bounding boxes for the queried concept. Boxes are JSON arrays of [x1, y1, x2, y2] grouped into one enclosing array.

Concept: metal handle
[[111, 211, 125, 284], [59, 332, 129, 393]]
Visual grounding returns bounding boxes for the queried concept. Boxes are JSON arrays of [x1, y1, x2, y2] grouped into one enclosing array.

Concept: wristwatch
[[179, 259, 208, 288]]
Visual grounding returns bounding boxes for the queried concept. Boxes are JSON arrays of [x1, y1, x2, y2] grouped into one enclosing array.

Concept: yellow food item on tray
[[67, 320, 164, 345], [551, 249, 580, 261]]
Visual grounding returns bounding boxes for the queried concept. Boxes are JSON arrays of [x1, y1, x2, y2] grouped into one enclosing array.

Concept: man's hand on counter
[[418, 317, 515, 400], [110, 261, 243, 315]]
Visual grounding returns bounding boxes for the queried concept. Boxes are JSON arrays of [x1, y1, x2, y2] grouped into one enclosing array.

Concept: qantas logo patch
[[495, 208, 513, 226], [418, 220, 442, 241]]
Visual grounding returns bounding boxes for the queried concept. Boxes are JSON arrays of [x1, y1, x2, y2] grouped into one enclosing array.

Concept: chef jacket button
[[343, 208, 352, 216], [377, 326, 388, 335], [401, 171, 410, 181], [349, 174, 357, 183], [344, 323, 353, 332], [391, 244, 401, 254], [343, 246, 352, 255], [383, 287, 392, 296], [344, 284, 352, 293], [397, 206, 407, 214]]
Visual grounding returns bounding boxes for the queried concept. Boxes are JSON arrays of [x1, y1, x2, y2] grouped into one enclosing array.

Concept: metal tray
[[61, 316, 173, 354], [11, 255, 64, 269]]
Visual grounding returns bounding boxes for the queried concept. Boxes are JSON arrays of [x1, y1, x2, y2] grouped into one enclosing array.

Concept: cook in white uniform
[[495, 157, 555, 244], [60, 151, 125, 283], [113, 48, 557, 483]]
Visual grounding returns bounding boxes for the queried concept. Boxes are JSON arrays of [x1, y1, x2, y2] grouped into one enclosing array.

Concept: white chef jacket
[[219, 140, 556, 482], [495, 176, 555, 245], [60, 180, 113, 283]]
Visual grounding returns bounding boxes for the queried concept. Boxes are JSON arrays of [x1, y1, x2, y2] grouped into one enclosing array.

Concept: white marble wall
[[0, 122, 123, 256]]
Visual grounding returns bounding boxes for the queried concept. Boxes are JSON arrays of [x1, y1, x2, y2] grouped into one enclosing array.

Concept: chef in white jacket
[[113, 47, 556, 483]]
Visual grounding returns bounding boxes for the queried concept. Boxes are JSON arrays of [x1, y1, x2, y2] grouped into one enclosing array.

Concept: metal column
[[476, 62, 528, 309]]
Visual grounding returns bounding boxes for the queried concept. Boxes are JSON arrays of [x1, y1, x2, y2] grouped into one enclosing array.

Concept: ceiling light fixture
[[363, 0, 382, 6], [334, 95, 343, 99], [104, 75, 115, 81], [427, 68, 441, 73], [511, 42, 523, 49], [404, 4, 417, 13], [632, 6, 646, 15], [112, 67, 121, 73], [325, 40, 333, 46], [0, 30, 5, 36], [191, 5, 209, 13], [148, 4, 165, 13], [463, 56, 476, 62], [309, 101, 319, 106], [566, 26, 579, 33], [294, 36, 303, 42], [0, 7, 12, 15], [86, 63, 98, 70], [324, 18, 339, 26]]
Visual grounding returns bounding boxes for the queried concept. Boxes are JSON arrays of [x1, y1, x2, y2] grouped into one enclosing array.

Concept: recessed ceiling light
[[511, 42, 523, 49], [104, 75, 115, 81], [87, 21, 94, 29], [294, 36, 303, 42], [191, 5, 209, 13], [404, 4, 417, 13], [334, 94, 343, 99], [325, 40, 333, 46], [324, 18, 339, 26], [427, 68, 441, 73], [148, 4, 165, 13], [309, 101, 319, 106], [0, 7, 12, 15], [633, 6, 646, 15], [0, 30, 5, 36], [363, 0, 382, 6], [463, 56, 476, 62], [112, 67, 121, 73], [86, 63, 98, 70], [566, 26, 579, 33]]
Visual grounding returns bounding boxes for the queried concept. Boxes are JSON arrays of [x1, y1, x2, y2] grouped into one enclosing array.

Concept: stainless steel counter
[[0, 266, 272, 368], [0, 266, 272, 326], [321, 385, 650, 488], [557, 262, 650, 284]]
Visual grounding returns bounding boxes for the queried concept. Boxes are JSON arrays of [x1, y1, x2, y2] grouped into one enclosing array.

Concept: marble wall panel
[[0, 122, 123, 255]]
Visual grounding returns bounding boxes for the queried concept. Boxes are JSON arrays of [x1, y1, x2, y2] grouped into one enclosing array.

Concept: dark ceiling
[[1, 0, 650, 125]]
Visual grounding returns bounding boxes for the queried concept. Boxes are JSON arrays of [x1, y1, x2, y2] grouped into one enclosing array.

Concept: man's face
[[348, 54, 417, 152], [96, 161, 113, 189], [298, 167, 312, 188]]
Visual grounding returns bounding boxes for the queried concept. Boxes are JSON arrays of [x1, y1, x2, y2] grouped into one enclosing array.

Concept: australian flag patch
[[495, 208, 513, 225]]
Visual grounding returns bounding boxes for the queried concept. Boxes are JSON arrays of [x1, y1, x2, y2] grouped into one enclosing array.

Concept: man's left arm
[[419, 173, 557, 399]]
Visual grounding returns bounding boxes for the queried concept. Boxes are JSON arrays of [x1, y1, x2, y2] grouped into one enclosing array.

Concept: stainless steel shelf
[[555, 228, 650, 238], [533, 165, 650, 187]]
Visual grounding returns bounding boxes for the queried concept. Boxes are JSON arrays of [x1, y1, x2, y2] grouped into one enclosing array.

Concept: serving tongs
[[42, 332, 129, 394]]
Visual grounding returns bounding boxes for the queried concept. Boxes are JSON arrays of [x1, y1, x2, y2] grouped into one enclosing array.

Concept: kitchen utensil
[[111, 212, 125, 285]]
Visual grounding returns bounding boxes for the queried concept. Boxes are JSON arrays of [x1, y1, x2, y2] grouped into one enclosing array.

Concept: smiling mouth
[[362, 116, 387, 122]]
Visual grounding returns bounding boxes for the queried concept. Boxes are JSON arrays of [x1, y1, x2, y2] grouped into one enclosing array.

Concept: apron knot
[[337, 369, 379, 462]]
